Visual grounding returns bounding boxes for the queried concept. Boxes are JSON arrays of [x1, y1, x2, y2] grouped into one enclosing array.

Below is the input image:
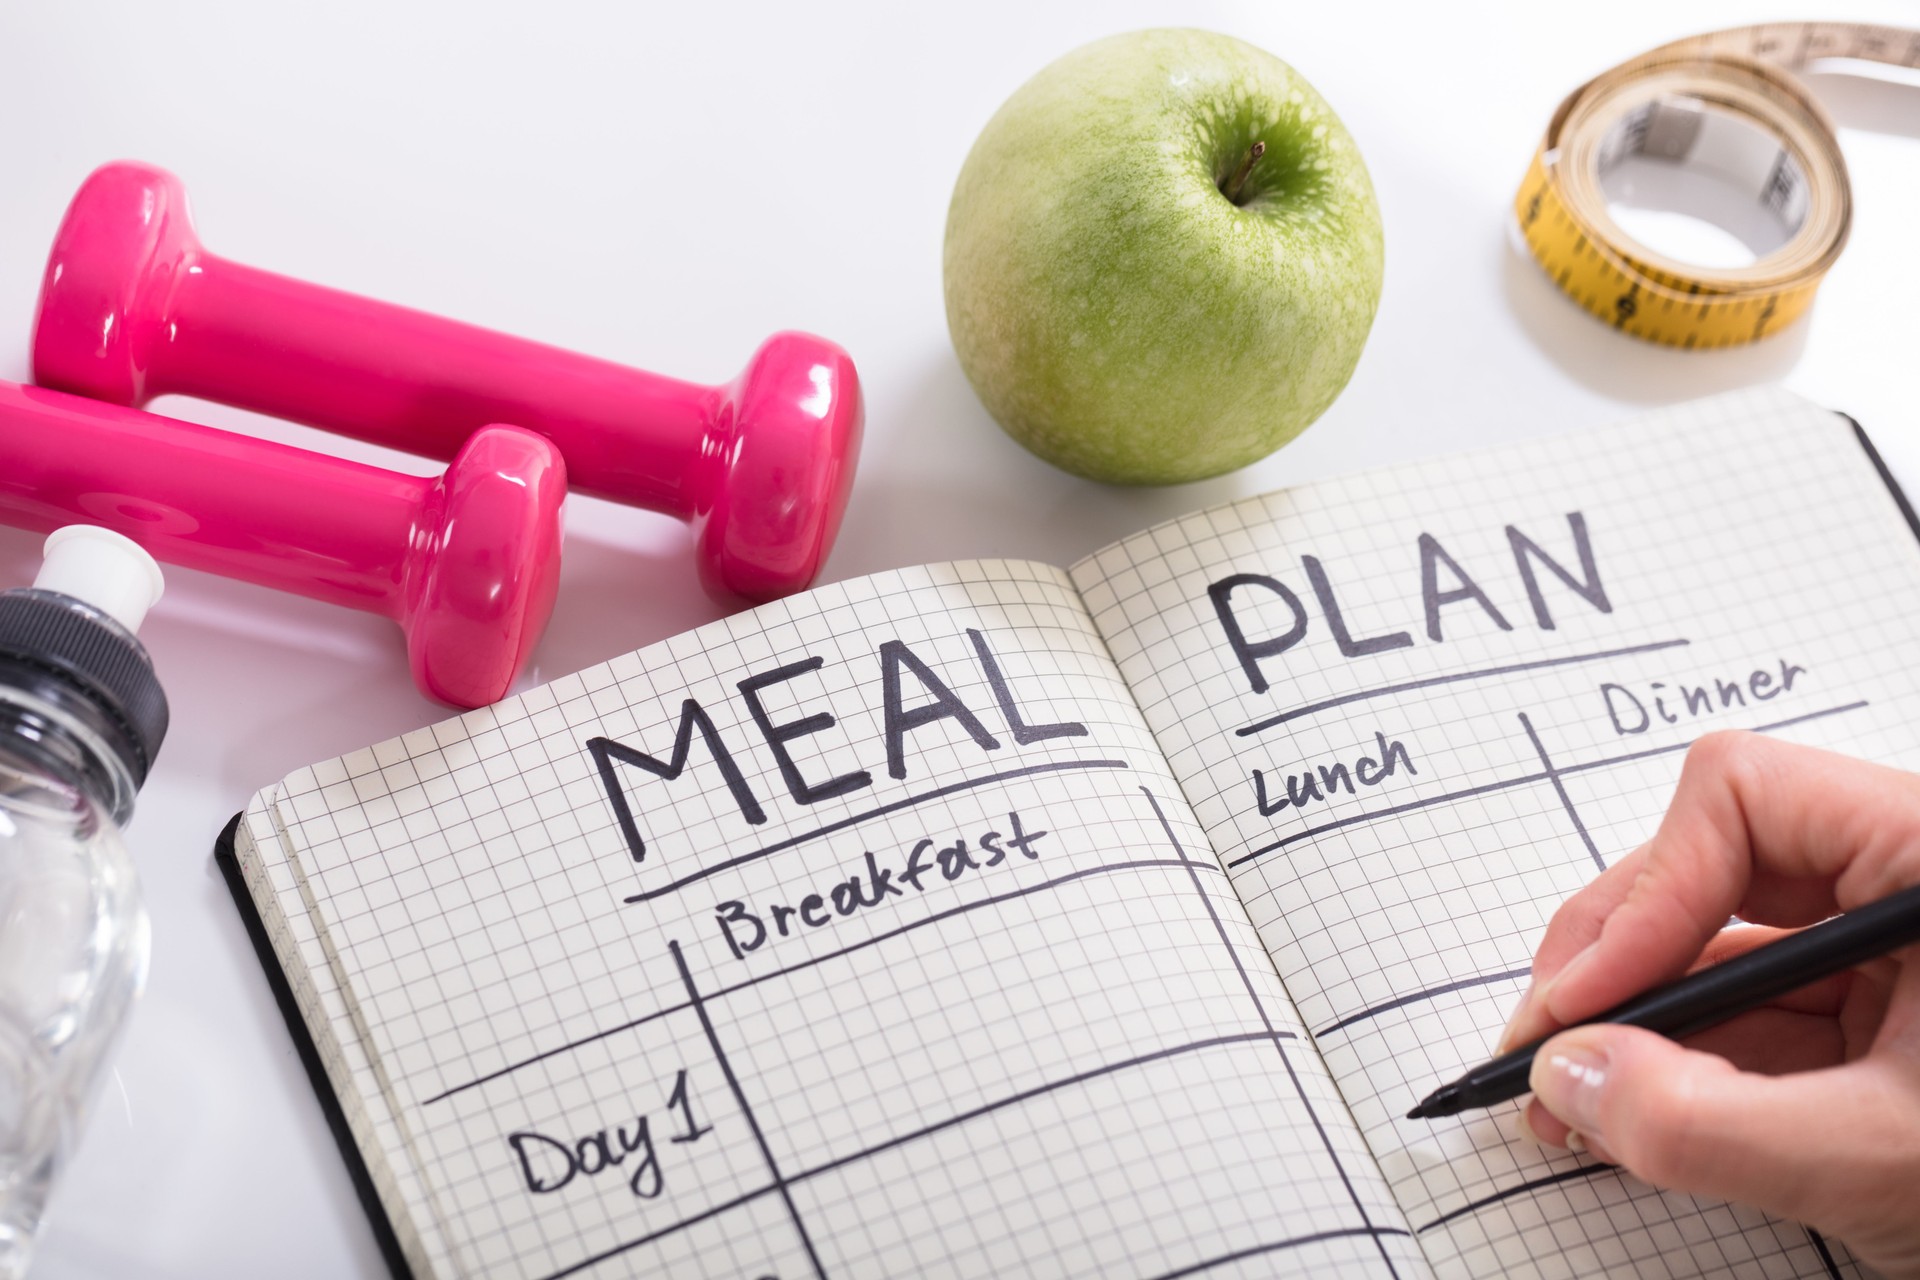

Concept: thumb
[[1529, 1025, 1917, 1232]]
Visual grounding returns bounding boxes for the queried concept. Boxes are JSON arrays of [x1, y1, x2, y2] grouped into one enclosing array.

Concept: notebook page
[[243, 560, 1422, 1279], [1070, 388, 1915, 1279], [237, 785, 453, 1276]]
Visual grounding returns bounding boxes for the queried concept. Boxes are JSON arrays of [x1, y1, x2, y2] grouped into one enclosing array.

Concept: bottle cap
[[34, 527, 166, 633], [0, 526, 170, 790]]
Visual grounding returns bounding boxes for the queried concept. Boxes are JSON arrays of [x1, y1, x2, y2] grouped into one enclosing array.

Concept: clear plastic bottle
[[0, 527, 169, 1278]]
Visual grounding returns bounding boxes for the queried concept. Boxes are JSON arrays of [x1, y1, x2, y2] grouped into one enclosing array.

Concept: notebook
[[222, 386, 1917, 1279]]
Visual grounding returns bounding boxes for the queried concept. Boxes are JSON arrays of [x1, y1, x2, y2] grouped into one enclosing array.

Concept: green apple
[[943, 29, 1384, 485]]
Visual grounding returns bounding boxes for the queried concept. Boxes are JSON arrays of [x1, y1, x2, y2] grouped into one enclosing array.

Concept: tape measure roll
[[1514, 23, 1920, 348]]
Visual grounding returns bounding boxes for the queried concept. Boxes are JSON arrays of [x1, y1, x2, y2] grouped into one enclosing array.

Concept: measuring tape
[[1515, 22, 1919, 348]]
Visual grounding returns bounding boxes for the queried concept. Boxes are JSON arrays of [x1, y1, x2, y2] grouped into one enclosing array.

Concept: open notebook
[[224, 387, 1917, 1279]]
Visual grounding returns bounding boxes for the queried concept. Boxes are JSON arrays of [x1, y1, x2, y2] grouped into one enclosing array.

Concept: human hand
[[1498, 732, 1920, 1277]]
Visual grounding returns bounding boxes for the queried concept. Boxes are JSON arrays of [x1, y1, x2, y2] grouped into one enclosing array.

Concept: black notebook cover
[[213, 411, 1910, 1280], [215, 812, 415, 1280]]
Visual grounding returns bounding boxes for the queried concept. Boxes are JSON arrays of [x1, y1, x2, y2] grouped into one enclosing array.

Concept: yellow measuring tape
[[1515, 22, 1919, 347]]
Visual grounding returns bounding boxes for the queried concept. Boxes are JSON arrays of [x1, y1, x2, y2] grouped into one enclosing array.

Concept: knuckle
[[1683, 730, 1764, 788], [1538, 895, 1592, 947]]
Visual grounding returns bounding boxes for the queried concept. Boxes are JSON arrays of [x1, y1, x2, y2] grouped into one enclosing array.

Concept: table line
[[670, 939, 826, 1279], [1416, 1163, 1613, 1232], [791, 1029, 1291, 1184], [1519, 711, 1606, 872], [1145, 1226, 1416, 1279], [424, 853, 1204, 1105], [1554, 701, 1868, 777], [1144, 787, 1401, 1280], [539, 1184, 780, 1280], [1413, 1163, 1841, 1279], [1234, 638, 1693, 737], [1230, 700, 1869, 868], [624, 757, 1131, 903], [1231, 770, 1550, 867], [1313, 967, 1532, 1039], [1807, 1227, 1845, 1279], [532, 1028, 1297, 1280]]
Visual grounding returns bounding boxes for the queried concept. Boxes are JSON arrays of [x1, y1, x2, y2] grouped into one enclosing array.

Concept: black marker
[[1407, 881, 1920, 1120]]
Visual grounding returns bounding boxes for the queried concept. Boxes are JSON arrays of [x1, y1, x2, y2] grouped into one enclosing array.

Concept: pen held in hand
[[1407, 881, 1920, 1120]]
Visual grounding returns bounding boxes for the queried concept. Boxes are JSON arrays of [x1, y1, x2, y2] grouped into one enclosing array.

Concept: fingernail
[[1496, 984, 1536, 1054], [1530, 1038, 1610, 1136], [1515, 1103, 1566, 1150], [1564, 1130, 1588, 1155]]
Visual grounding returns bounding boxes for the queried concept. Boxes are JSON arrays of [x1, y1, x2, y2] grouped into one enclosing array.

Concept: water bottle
[[0, 527, 168, 1277]]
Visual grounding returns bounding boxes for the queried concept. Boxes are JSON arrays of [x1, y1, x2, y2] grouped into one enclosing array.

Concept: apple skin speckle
[[943, 28, 1385, 485]]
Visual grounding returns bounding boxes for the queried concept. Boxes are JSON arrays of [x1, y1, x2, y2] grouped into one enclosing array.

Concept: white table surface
[[2, 1, 1915, 1275]]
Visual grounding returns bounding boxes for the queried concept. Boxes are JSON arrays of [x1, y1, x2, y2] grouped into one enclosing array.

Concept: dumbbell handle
[[137, 254, 712, 518], [0, 381, 435, 614], [37, 161, 861, 605]]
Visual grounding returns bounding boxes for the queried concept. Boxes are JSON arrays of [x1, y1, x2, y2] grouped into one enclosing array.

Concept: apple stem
[[1223, 140, 1267, 206]]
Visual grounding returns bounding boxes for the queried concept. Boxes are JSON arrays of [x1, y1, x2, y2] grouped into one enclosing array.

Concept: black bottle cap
[[0, 589, 168, 787]]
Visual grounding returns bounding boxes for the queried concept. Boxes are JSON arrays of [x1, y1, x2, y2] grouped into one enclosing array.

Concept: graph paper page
[[239, 559, 1424, 1279], [1071, 388, 1920, 1279]]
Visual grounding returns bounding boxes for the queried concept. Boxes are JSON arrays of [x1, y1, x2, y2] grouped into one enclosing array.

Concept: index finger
[[1539, 731, 1920, 1031], [1499, 843, 1648, 1049]]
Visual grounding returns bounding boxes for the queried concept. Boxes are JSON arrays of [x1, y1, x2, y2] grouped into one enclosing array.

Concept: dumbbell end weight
[[33, 160, 189, 407], [409, 426, 568, 708], [698, 331, 862, 603], [0, 379, 564, 710]]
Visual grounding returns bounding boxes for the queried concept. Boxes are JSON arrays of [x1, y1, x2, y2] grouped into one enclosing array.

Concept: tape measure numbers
[[1514, 22, 1920, 348]]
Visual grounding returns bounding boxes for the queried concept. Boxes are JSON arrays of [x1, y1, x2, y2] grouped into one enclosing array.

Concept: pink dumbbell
[[33, 160, 862, 605], [0, 379, 565, 709]]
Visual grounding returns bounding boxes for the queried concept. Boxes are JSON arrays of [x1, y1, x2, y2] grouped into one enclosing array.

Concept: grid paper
[[237, 559, 1423, 1279], [1070, 386, 1916, 1279]]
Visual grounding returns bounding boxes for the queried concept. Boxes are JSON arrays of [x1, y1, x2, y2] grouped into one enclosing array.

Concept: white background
[[0, 2, 1914, 1275]]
